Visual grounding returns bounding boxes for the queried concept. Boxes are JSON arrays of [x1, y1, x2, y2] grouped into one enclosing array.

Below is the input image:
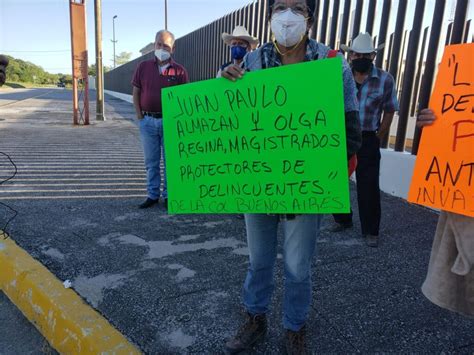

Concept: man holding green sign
[[221, 0, 360, 353], [162, 0, 361, 352]]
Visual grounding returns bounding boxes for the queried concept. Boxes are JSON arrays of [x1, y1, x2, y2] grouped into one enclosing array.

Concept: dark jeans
[[333, 132, 381, 235], [333, 208, 352, 225]]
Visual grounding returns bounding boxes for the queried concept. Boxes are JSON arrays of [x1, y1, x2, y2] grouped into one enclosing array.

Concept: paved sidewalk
[[0, 88, 472, 353]]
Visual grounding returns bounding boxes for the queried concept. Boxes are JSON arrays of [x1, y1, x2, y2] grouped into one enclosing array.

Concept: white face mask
[[271, 9, 307, 47], [155, 49, 171, 62]]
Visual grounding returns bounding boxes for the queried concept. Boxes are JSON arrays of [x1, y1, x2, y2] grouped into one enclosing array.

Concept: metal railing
[[105, 0, 472, 154]]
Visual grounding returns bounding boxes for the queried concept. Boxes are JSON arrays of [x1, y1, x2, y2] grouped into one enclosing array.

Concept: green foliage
[[58, 74, 73, 86], [3, 55, 113, 86], [114, 51, 132, 66], [88, 64, 111, 76], [4, 55, 63, 85], [88, 64, 96, 76]]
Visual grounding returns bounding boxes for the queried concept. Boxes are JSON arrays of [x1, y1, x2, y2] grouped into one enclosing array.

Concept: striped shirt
[[357, 65, 399, 131]]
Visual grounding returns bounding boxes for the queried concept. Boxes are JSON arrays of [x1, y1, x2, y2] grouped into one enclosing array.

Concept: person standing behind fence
[[330, 33, 399, 248], [132, 30, 189, 210], [218, 26, 258, 220], [216, 26, 258, 78], [222, 0, 361, 353]]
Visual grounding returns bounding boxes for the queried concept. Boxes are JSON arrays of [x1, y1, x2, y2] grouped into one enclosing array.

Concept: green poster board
[[162, 58, 349, 214]]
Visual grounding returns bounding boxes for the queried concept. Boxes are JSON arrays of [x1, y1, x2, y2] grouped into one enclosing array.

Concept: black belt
[[362, 131, 376, 136], [142, 111, 162, 118]]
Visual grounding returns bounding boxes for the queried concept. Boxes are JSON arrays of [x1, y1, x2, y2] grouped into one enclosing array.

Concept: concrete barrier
[[0, 235, 141, 354]]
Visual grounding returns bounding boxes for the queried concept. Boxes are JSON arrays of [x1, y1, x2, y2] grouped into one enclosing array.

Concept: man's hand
[[376, 127, 389, 141], [417, 108, 436, 128], [132, 86, 143, 120], [377, 111, 394, 141], [221, 64, 245, 82]]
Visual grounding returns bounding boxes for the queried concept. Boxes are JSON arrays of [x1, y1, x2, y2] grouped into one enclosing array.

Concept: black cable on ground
[[0, 152, 18, 239]]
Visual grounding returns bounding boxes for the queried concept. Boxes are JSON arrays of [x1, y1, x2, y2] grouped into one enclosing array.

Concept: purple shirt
[[131, 57, 189, 113]]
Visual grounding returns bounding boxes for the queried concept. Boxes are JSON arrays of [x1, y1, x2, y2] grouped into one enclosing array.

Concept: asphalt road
[[0, 291, 56, 355]]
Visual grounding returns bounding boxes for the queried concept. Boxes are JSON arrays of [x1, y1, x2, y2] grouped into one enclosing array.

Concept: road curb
[[0, 233, 141, 354]]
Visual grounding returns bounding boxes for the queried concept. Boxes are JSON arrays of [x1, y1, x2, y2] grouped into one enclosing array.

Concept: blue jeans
[[243, 214, 322, 331], [139, 115, 166, 200]]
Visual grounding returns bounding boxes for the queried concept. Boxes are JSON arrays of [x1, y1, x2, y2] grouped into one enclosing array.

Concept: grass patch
[[3, 82, 57, 89], [4, 82, 26, 88]]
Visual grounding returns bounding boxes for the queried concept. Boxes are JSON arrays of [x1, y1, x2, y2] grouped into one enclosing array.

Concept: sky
[[0, 0, 253, 74], [0, 0, 473, 75]]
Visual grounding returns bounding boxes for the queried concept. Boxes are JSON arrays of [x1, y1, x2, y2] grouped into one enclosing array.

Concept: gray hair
[[155, 30, 175, 47]]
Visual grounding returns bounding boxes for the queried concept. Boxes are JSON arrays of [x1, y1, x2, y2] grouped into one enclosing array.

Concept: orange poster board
[[408, 43, 474, 217]]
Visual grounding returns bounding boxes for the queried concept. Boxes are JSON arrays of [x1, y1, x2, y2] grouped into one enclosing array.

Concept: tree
[[58, 74, 72, 86], [88, 64, 111, 76], [4, 55, 60, 85], [114, 51, 132, 66], [88, 64, 96, 76]]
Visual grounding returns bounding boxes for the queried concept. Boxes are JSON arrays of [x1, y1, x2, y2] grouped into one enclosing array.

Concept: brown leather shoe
[[366, 234, 379, 247], [285, 325, 308, 355], [225, 313, 267, 354]]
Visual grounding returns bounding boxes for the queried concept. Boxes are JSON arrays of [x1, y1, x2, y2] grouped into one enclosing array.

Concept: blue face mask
[[231, 45, 247, 60]]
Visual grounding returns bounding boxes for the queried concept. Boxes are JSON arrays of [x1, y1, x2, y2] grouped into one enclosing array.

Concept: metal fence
[[104, 0, 472, 154]]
